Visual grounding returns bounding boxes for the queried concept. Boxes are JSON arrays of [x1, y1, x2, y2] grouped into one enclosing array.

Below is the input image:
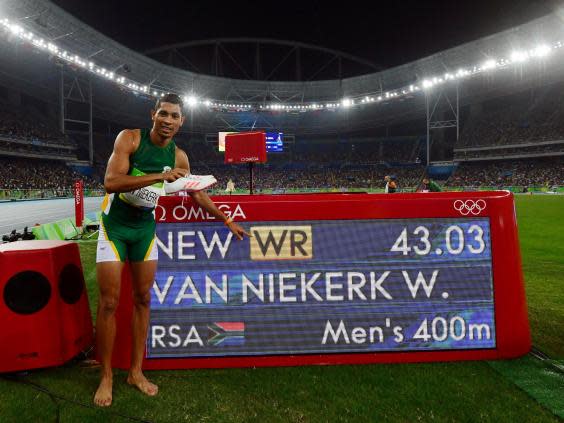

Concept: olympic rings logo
[[453, 199, 486, 215]]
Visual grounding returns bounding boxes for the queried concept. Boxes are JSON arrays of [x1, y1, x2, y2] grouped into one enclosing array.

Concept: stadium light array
[[510, 51, 529, 63], [531, 44, 551, 57], [185, 95, 198, 107], [0, 15, 563, 114]]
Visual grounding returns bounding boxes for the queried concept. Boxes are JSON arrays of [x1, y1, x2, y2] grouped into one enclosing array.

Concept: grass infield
[[0, 195, 562, 422]]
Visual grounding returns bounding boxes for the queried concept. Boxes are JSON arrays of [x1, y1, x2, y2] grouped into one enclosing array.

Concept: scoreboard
[[265, 132, 283, 152], [112, 192, 530, 369]]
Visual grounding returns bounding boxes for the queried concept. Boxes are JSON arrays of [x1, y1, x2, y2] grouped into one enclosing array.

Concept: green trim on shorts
[[101, 213, 156, 262]]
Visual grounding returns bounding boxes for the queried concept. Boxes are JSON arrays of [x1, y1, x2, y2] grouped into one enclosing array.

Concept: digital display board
[[218, 132, 237, 152], [148, 218, 495, 358], [265, 132, 283, 152]]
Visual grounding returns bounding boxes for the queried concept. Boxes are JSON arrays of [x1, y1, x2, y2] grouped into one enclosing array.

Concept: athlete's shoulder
[[174, 145, 190, 169], [119, 128, 142, 141], [174, 145, 188, 157], [115, 129, 141, 152]]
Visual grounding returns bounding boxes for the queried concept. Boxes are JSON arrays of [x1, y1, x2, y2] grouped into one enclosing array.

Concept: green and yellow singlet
[[97, 129, 176, 262]]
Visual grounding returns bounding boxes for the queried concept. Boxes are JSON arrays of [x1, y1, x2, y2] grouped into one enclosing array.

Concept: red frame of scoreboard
[[111, 191, 530, 369]]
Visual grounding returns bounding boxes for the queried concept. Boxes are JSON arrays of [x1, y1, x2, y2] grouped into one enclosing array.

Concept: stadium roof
[[2, 0, 564, 134]]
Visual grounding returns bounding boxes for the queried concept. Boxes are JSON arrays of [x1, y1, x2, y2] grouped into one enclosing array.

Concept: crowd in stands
[[0, 157, 102, 193], [0, 104, 72, 145], [446, 157, 564, 188], [0, 140, 76, 159], [454, 142, 564, 160], [184, 137, 421, 166], [0, 101, 81, 168], [195, 165, 426, 192], [457, 83, 564, 151], [2, 154, 562, 196], [2, 82, 564, 195]]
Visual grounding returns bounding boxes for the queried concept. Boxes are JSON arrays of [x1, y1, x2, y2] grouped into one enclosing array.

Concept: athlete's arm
[[174, 146, 190, 174], [176, 147, 250, 240], [104, 130, 185, 193]]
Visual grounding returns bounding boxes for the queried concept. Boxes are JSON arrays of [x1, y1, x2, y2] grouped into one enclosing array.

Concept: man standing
[[225, 178, 235, 195], [94, 93, 249, 407], [418, 177, 442, 192], [384, 175, 397, 193]]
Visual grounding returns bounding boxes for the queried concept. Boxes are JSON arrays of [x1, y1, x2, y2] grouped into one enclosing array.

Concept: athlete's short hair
[[154, 93, 184, 114]]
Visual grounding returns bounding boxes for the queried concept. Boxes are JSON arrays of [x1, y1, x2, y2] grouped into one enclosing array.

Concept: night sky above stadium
[[51, 0, 556, 77]]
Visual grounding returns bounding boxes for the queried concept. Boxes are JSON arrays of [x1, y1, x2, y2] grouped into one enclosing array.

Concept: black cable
[[18, 376, 61, 423], [0, 374, 153, 423], [530, 346, 564, 375]]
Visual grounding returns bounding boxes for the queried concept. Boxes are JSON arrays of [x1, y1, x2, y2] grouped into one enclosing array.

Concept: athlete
[[94, 93, 250, 407]]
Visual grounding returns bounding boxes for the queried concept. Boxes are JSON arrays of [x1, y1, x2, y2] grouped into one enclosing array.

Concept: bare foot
[[94, 375, 113, 407], [126, 372, 158, 396]]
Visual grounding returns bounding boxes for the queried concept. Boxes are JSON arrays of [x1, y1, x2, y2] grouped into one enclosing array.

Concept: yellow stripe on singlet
[[101, 193, 109, 211]]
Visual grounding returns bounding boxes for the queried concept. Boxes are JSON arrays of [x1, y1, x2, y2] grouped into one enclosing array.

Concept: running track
[[0, 197, 103, 236]]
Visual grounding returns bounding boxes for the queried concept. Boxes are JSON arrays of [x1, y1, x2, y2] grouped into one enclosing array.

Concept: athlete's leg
[[126, 259, 158, 396], [94, 261, 124, 407]]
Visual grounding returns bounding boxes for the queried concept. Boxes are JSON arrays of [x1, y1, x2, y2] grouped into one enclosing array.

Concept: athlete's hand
[[162, 168, 188, 182], [227, 222, 252, 241]]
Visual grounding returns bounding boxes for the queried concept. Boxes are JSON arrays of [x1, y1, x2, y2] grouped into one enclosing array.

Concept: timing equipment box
[[224, 132, 267, 164], [0, 240, 93, 373]]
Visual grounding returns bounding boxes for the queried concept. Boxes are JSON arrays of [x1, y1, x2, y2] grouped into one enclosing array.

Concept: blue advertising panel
[[148, 218, 495, 358]]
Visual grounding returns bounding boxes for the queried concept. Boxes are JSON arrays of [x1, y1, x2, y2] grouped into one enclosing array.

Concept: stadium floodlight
[[422, 79, 434, 89], [186, 95, 198, 107], [482, 59, 496, 70], [531, 44, 551, 57], [9, 23, 23, 35], [510, 51, 529, 63], [342, 98, 352, 108], [455, 68, 469, 78]]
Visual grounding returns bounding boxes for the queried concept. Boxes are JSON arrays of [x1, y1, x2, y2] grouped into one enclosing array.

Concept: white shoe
[[164, 174, 217, 194]]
